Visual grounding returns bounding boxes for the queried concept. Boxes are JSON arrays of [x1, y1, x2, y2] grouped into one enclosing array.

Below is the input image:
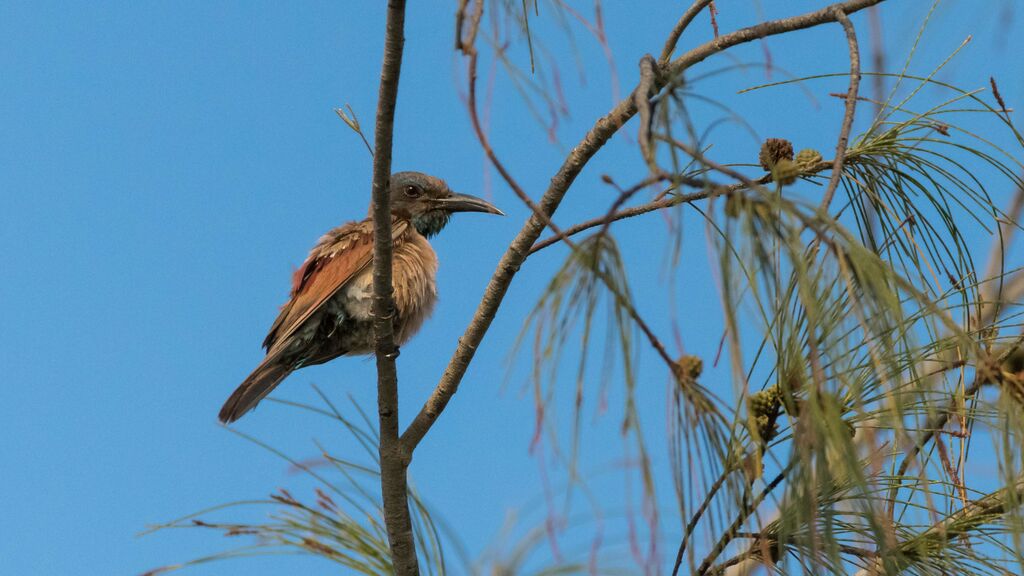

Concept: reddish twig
[[462, 4, 578, 254]]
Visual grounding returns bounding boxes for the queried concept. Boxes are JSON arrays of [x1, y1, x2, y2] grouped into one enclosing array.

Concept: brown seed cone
[[758, 138, 794, 171], [674, 355, 704, 381]]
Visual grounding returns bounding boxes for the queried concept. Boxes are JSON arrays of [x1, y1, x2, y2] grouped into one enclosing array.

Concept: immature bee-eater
[[219, 172, 502, 423]]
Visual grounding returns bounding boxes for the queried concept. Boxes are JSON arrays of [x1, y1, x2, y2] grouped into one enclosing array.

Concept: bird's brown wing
[[219, 219, 410, 424], [262, 219, 409, 355]]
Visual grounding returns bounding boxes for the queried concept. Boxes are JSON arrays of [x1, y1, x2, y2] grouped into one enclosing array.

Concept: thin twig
[[659, 0, 716, 65], [659, 134, 779, 191], [530, 157, 835, 254], [454, 0, 472, 52], [820, 8, 861, 210], [535, 180, 718, 253], [671, 465, 733, 575], [693, 462, 796, 576], [334, 105, 374, 158], [595, 173, 672, 241], [368, 1, 417, 574], [636, 55, 661, 173], [401, 0, 887, 454], [461, 1, 579, 254], [531, 193, 686, 254], [670, 0, 882, 74]]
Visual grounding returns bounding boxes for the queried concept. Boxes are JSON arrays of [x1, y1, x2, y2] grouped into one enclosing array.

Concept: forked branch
[[401, 0, 887, 454]]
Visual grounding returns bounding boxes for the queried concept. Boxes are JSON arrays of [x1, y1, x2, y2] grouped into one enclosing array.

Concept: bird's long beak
[[437, 192, 504, 215]]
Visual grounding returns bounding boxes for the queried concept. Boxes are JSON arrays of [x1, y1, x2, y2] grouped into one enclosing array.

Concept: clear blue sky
[[1, 2, 1020, 574]]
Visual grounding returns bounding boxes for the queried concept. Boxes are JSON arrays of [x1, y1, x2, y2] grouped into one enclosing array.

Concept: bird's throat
[[411, 211, 450, 238]]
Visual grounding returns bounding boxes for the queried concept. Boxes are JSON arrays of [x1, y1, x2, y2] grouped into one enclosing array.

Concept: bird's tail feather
[[219, 356, 294, 423]]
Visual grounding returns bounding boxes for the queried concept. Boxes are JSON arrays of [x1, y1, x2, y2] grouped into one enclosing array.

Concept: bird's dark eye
[[404, 185, 422, 198]]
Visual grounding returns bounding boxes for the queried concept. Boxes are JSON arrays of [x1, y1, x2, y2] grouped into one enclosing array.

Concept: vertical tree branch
[[368, 1, 417, 574]]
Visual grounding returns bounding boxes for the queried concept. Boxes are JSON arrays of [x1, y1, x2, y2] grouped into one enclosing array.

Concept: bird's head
[[386, 171, 503, 237]]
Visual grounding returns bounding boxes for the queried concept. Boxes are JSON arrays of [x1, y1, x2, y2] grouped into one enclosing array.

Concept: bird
[[219, 171, 503, 423]]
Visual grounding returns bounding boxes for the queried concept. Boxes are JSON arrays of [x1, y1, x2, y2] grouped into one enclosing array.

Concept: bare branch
[[534, 191, 701, 255], [595, 173, 672, 241], [672, 463, 733, 575], [368, 0, 417, 573], [820, 8, 862, 210], [636, 55, 662, 173], [669, 0, 882, 74], [690, 462, 796, 576], [454, 0, 472, 52], [659, 0, 716, 65]]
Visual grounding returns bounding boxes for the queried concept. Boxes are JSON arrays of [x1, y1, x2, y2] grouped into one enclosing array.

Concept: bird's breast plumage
[[389, 229, 439, 343], [263, 219, 439, 365], [340, 229, 438, 339], [307, 223, 437, 357]]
